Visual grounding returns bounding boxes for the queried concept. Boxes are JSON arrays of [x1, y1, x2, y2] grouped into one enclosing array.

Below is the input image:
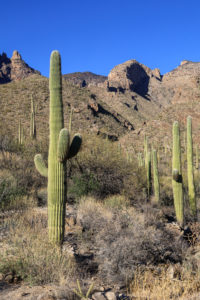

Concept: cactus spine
[[34, 51, 82, 245], [153, 149, 160, 203], [172, 121, 184, 225], [30, 95, 36, 139], [187, 116, 196, 217]]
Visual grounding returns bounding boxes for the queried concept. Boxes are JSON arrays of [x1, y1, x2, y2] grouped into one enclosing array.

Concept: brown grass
[[129, 266, 200, 299], [0, 209, 75, 285]]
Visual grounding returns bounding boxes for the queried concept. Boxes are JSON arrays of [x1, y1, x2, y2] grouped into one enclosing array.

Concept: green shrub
[[69, 173, 100, 199]]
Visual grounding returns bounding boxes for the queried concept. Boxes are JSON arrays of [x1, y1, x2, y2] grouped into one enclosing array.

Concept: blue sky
[[2, 0, 200, 77]]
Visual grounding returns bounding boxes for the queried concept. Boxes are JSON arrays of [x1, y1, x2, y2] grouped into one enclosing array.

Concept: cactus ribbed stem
[[153, 150, 160, 203], [172, 121, 184, 226], [187, 116, 196, 217]]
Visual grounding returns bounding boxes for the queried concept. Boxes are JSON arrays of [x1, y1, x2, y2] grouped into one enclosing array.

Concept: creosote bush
[[77, 197, 185, 285]]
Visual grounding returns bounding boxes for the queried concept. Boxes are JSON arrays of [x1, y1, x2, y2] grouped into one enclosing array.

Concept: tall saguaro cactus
[[153, 149, 160, 203], [187, 116, 196, 217], [34, 51, 82, 245], [30, 95, 36, 139], [172, 121, 184, 226]]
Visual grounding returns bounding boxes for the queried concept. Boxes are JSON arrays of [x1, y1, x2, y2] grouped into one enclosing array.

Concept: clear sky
[[2, 0, 200, 77]]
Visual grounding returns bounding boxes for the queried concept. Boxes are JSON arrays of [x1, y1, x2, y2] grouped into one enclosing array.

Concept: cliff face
[[106, 59, 200, 106], [0, 50, 40, 84], [107, 59, 161, 95]]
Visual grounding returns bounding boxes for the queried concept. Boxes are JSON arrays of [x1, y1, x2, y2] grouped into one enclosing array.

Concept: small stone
[[5, 274, 13, 283], [167, 265, 175, 279], [92, 292, 106, 300], [105, 291, 117, 300]]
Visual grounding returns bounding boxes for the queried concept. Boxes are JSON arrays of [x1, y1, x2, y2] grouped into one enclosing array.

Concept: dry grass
[[129, 266, 200, 299], [0, 209, 75, 285]]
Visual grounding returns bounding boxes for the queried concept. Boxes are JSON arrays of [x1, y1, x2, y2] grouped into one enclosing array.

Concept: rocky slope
[[1, 51, 200, 150], [63, 71, 107, 87]]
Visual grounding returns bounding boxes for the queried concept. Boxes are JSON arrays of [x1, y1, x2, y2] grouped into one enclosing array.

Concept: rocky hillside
[[63, 71, 107, 87], [0, 50, 200, 150], [0, 51, 40, 84]]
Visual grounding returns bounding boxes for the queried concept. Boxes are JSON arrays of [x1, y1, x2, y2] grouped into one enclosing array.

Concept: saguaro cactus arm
[[34, 154, 48, 177], [57, 128, 70, 162], [172, 169, 180, 181], [67, 134, 82, 159]]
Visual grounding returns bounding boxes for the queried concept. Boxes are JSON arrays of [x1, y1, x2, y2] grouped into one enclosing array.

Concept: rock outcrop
[[106, 58, 200, 106], [107, 59, 161, 96], [0, 50, 40, 84]]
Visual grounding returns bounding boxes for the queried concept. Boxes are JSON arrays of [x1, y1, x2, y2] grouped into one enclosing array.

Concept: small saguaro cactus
[[18, 120, 23, 145], [153, 149, 160, 203], [68, 106, 74, 134], [147, 151, 152, 199], [144, 135, 148, 168], [196, 144, 199, 170], [172, 121, 184, 226], [137, 152, 144, 167], [30, 94, 36, 139], [34, 51, 82, 245], [187, 116, 196, 217]]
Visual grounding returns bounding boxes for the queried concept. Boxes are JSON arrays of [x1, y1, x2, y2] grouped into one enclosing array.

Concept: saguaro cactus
[[172, 121, 184, 225], [187, 116, 196, 217], [34, 51, 82, 245], [147, 151, 151, 199], [144, 135, 148, 168], [18, 120, 23, 145], [30, 95, 36, 139], [153, 149, 160, 203], [196, 144, 199, 170]]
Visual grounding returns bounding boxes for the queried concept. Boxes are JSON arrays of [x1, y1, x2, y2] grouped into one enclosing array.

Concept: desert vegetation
[[1, 52, 200, 300]]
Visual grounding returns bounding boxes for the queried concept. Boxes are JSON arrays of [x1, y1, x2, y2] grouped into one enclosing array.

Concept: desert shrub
[[69, 173, 100, 199], [0, 178, 26, 210], [104, 194, 130, 209], [0, 136, 47, 210], [77, 198, 185, 285], [0, 210, 75, 285], [68, 134, 146, 202]]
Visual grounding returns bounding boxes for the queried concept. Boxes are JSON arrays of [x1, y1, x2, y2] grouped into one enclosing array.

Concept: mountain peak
[[0, 51, 41, 84], [11, 50, 22, 60]]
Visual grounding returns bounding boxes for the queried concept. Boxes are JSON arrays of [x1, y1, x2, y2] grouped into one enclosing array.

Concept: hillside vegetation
[[1, 54, 200, 299]]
